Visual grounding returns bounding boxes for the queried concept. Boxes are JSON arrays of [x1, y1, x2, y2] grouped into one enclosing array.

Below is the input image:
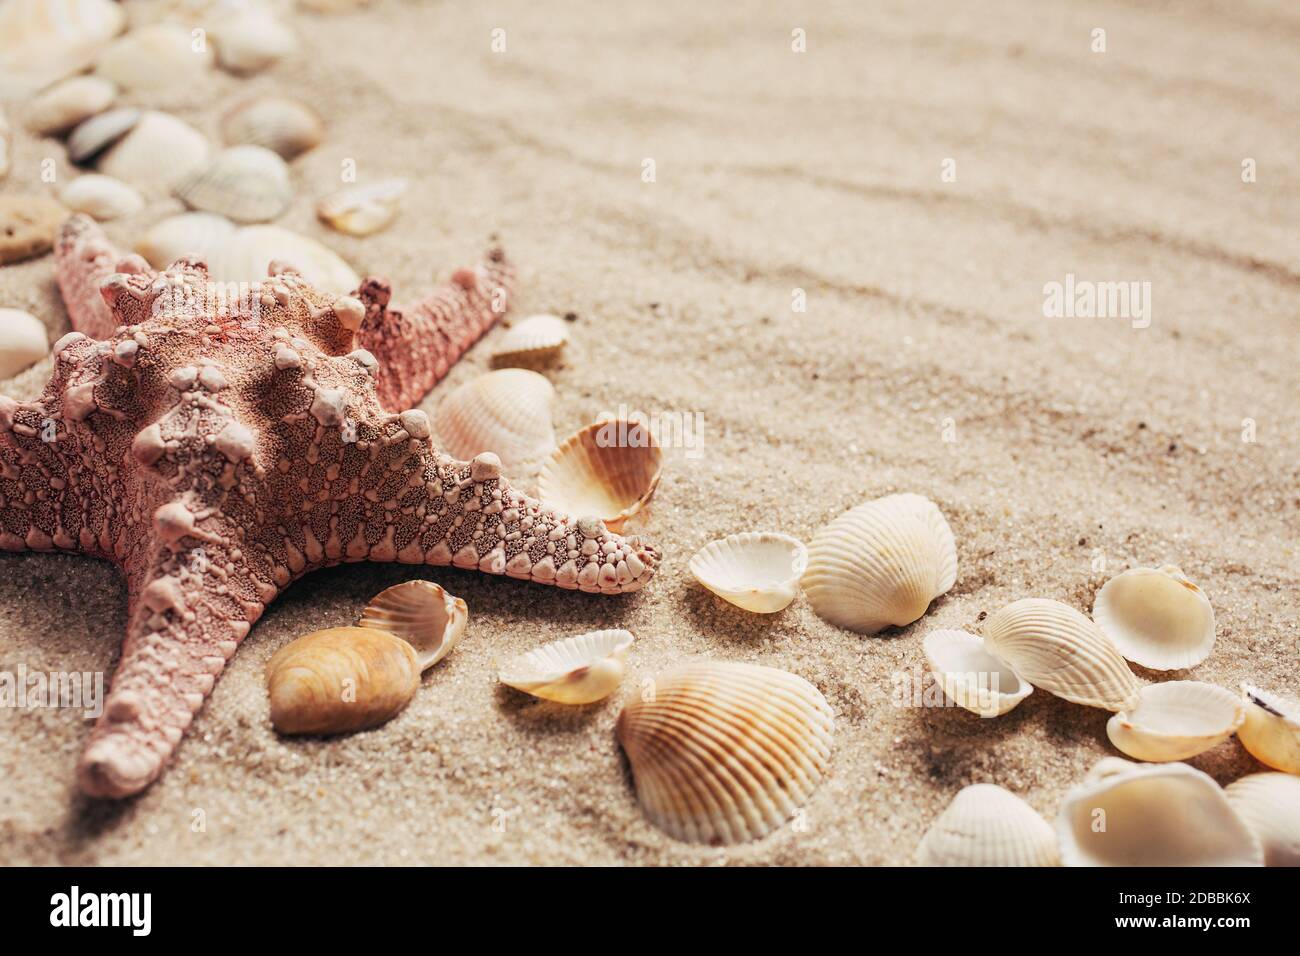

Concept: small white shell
[[136, 212, 236, 268], [983, 598, 1141, 711], [1106, 680, 1244, 762], [212, 10, 297, 75], [67, 106, 140, 163], [1224, 773, 1300, 866], [175, 145, 293, 224], [1093, 565, 1215, 670], [98, 110, 211, 190], [1056, 757, 1262, 866], [358, 580, 467, 670], [491, 313, 570, 368], [59, 174, 143, 221], [498, 629, 633, 704], [689, 532, 806, 613], [221, 95, 323, 160], [435, 369, 556, 476], [0, 0, 125, 99], [917, 784, 1059, 866], [537, 420, 663, 533], [802, 493, 957, 635], [317, 178, 408, 237], [94, 23, 214, 93], [26, 75, 116, 136], [1238, 683, 1300, 775], [0, 309, 50, 379], [923, 628, 1033, 717]]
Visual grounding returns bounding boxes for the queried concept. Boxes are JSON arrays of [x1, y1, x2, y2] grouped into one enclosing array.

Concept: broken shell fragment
[[1238, 683, 1300, 774], [1106, 680, 1243, 762], [266, 626, 420, 736], [917, 784, 1059, 866], [923, 628, 1033, 717], [317, 178, 408, 236], [434, 369, 556, 476], [59, 174, 143, 221], [689, 531, 806, 613], [537, 419, 663, 533], [1224, 773, 1300, 866], [175, 145, 293, 224], [801, 493, 957, 634], [26, 75, 116, 136], [220, 95, 323, 160], [491, 313, 570, 368], [358, 579, 467, 670], [617, 661, 834, 844], [498, 629, 633, 704], [1093, 565, 1216, 670]]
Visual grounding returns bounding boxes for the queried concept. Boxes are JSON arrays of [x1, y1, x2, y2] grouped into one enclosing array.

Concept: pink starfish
[[0, 215, 659, 799]]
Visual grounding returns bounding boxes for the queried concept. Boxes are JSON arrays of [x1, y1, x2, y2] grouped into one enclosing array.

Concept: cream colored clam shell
[[922, 628, 1033, 717], [0, 0, 125, 99], [175, 145, 293, 224], [221, 95, 323, 160], [917, 784, 1058, 866], [358, 580, 467, 671], [317, 178, 408, 237], [435, 369, 556, 476], [1224, 773, 1300, 866], [537, 420, 663, 533], [688, 532, 806, 614], [802, 493, 957, 635], [1093, 566, 1215, 670], [94, 23, 214, 93], [983, 598, 1140, 711], [59, 174, 143, 221], [498, 629, 633, 704], [1106, 680, 1243, 762], [616, 660, 834, 844], [1056, 757, 1262, 867], [211, 9, 297, 75], [491, 313, 570, 368], [26, 75, 116, 136], [1238, 683, 1300, 774], [67, 106, 139, 163], [98, 111, 211, 190], [0, 309, 50, 379]]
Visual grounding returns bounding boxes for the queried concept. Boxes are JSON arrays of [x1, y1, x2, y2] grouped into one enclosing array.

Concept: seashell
[[98, 111, 211, 190], [923, 628, 1033, 717], [498, 629, 633, 704], [0, 309, 50, 378], [0, 195, 66, 266], [801, 493, 957, 635], [211, 10, 297, 75], [1224, 773, 1300, 866], [220, 95, 322, 160], [0, 109, 9, 180], [136, 212, 237, 268], [616, 660, 834, 844], [983, 598, 1140, 711], [1093, 565, 1215, 670], [491, 313, 570, 368], [358, 580, 467, 670], [1056, 757, 1262, 866], [1106, 680, 1244, 762], [94, 23, 214, 93], [689, 531, 806, 613], [266, 626, 419, 736], [59, 174, 144, 221], [26, 75, 116, 136], [537, 419, 663, 533], [0, 0, 126, 99], [67, 107, 140, 164], [435, 369, 556, 476], [917, 784, 1059, 866], [1237, 683, 1300, 774], [317, 178, 408, 237], [174, 145, 293, 224]]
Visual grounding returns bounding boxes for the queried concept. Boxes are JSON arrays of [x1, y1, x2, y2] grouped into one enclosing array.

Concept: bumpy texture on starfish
[[0, 215, 659, 799]]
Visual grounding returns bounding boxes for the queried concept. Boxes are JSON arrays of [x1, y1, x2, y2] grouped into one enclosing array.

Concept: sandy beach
[[1, 0, 1297, 865]]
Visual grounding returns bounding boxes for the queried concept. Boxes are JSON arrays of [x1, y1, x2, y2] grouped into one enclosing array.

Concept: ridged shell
[[317, 178, 408, 236], [498, 629, 633, 704], [689, 531, 807, 613], [802, 493, 957, 635], [59, 174, 143, 221], [358, 580, 467, 670], [0, 0, 125, 98], [97, 111, 211, 190], [220, 95, 322, 159], [25, 75, 116, 136], [917, 784, 1059, 866], [537, 419, 663, 533], [94, 23, 214, 93], [1093, 565, 1215, 670], [67, 106, 140, 164], [1224, 773, 1300, 866], [615, 661, 834, 845], [491, 313, 570, 368], [922, 628, 1034, 717], [1056, 757, 1262, 866], [983, 598, 1140, 711], [0, 309, 50, 379], [434, 369, 556, 476], [1106, 680, 1243, 762], [1238, 683, 1300, 774], [175, 145, 293, 223], [266, 626, 419, 736]]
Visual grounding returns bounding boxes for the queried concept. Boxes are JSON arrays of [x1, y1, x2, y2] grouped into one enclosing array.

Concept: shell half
[[922, 628, 1033, 717], [1106, 680, 1244, 762], [59, 174, 143, 221], [0, 308, 50, 378], [689, 531, 807, 614], [1238, 683, 1300, 774], [1224, 773, 1300, 866], [917, 784, 1059, 866], [1093, 565, 1215, 670], [0, 0, 125, 99], [97, 110, 211, 190], [317, 178, 408, 237], [174, 145, 293, 224], [491, 313, 570, 368], [358, 580, 467, 670], [434, 369, 556, 476], [537, 419, 662, 532], [220, 95, 323, 159], [498, 629, 633, 704]]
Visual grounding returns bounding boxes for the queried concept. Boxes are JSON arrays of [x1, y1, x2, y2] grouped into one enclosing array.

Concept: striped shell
[[434, 369, 556, 476], [1105, 680, 1243, 762], [1093, 565, 1216, 670], [917, 784, 1059, 866], [1224, 773, 1300, 866], [922, 628, 1033, 717], [689, 531, 807, 613], [358, 580, 467, 670], [615, 660, 834, 845], [498, 629, 633, 704], [220, 95, 323, 160], [537, 419, 663, 533], [174, 145, 293, 224], [1238, 683, 1300, 774], [97, 110, 211, 190], [491, 313, 570, 368]]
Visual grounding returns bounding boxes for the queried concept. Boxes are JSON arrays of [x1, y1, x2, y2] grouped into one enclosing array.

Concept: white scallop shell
[[1056, 757, 1262, 866], [317, 178, 408, 237], [434, 369, 556, 476], [917, 784, 1059, 866], [97, 111, 211, 190], [537, 420, 663, 533], [211, 9, 297, 74], [1106, 680, 1244, 762], [498, 629, 633, 704], [67, 106, 139, 164], [983, 598, 1140, 711], [0, 309, 50, 379], [491, 313, 570, 368], [801, 493, 957, 635], [358, 580, 467, 670], [221, 96, 322, 160], [689, 531, 807, 614], [59, 174, 143, 221], [1093, 565, 1215, 670], [25, 75, 116, 136], [615, 660, 834, 845], [175, 145, 293, 224], [94, 23, 214, 93], [0, 0, 125, 99], [1224, 773, 1300, 867], [1238, 683, 1300, 775], [922, 628, 1033, 717]]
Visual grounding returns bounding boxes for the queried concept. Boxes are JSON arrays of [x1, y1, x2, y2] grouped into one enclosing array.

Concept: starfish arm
[[54, 214, 154, 341]]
